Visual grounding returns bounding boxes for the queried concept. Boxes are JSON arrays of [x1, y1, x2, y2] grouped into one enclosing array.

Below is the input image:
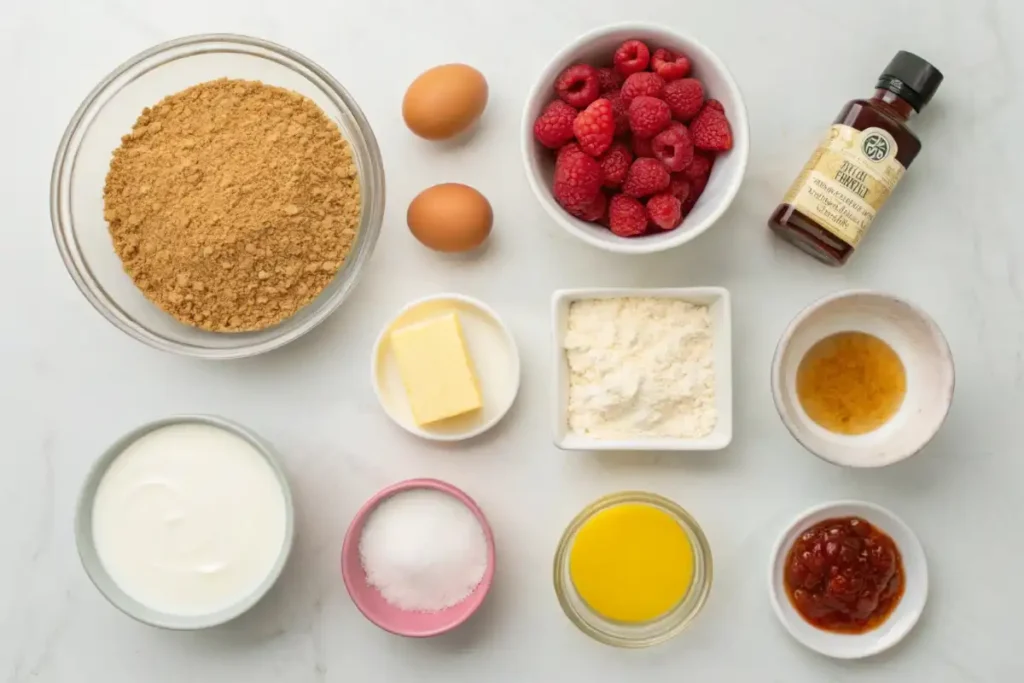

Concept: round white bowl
[[371, 293, 521, 442], [75, 415, 295, 630], [771, 290, 954, 468], [521, 23, 749, 255], [768, 500, 928, 659]]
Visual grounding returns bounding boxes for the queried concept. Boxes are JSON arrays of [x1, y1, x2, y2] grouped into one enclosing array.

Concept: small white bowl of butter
[[552, 288, 732, 451], [372, 293, 521, 442], [75, 415, 294, 629]]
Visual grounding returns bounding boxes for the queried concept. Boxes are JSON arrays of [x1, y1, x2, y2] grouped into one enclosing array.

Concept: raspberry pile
[[533, 39, 733, 237]]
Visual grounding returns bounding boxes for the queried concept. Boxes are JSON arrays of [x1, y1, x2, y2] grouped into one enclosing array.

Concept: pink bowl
[[341, 478, 496, 637]]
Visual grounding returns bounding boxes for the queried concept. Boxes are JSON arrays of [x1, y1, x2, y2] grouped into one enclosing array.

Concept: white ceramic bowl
[[772, 290, 954, 468], [768, 500, 928, 659], [75, 415, 295, 629], [522, 23, 749, 254], [372, 293, 521, 442], [552, 287, 732, 450]]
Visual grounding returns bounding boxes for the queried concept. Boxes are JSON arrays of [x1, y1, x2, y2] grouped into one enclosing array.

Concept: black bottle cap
[[876, 51, 943, 111]]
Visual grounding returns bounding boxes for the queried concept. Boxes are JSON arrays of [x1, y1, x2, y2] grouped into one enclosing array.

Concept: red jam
[[784, 516, 904, 633]]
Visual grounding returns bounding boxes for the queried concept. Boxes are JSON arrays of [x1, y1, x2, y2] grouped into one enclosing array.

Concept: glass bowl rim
[[552, 490, 714, 648], [50, 33, 385, 359]]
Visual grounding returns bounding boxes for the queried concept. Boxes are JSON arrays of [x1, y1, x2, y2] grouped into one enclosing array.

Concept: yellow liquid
[[796, 331, 907, 435], [569, 503, 694, 623]]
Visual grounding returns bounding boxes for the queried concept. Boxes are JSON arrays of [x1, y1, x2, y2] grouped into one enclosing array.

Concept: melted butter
[[569, 503, 694, 623]]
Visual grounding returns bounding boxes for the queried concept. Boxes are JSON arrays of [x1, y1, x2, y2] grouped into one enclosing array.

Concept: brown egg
[[407, 183, 493, 252], [402, 64, 488, 140]]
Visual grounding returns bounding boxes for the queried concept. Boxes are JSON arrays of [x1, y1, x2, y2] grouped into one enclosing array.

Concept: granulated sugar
[[358, 488, 488, 612]]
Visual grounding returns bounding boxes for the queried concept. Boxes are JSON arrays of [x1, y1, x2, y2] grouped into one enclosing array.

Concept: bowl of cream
[[75, 415, 294, 629]]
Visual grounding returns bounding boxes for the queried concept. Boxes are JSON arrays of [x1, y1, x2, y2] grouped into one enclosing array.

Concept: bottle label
[[782, 125, 905, 247]]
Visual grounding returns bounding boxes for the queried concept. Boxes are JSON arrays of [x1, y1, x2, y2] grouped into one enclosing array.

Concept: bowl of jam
[[768, 500, 928, 659]]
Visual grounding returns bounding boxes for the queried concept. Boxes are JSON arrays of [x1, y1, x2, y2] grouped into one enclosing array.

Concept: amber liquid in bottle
[[769, 90, 921, 265]]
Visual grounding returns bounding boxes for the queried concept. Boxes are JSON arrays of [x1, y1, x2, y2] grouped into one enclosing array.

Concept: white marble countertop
[[3, 0, 1022, 680]]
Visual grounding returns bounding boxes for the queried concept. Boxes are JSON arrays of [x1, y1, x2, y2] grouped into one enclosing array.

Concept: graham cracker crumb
[[103, 78, 362, 332]]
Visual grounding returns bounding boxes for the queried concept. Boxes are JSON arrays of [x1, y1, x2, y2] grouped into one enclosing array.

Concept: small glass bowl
[[50, 34, 385, 358], [553, 491, 713, 648]]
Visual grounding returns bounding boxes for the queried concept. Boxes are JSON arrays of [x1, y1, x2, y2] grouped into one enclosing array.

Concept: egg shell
[[403, 64, 488, 140], [407, 184, 493, 253]]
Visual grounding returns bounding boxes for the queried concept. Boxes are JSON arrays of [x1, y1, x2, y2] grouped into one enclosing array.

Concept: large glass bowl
[[51, 34, 385, 358]]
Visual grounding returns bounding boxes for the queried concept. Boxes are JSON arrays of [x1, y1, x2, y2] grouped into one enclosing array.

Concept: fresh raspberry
[[607, 194, 648, 236], [577, 191, 608, 222], [704, 152, 716, 173], [651, 122, 694, 172], [533, 100, 578, 149], [646, 192, 683, 231], [557, 141, 583, 163], [605, 91, 629, 136], [628, 96, 672, 139], [613, 39, 650, 76], [620, 72, 665, 107], [650, 49, 673, 71], [552, 143, 602, 214], [662, 78, 704, 122], [597, 67, 625, 93], [554, 64, 601, 109], [690, 103, 733, 151], [632, 135, 655, 158], [622, 157, 670, 198], [668, 173, 691, 202], [682, 152, 712, 181], [682, 173, 709, 215], [691, 172, 710, 197], [598, 142, 633, 188], [572, 98, 615, 157], [651, 48, 691, 81], [705, 99, 726, 113]]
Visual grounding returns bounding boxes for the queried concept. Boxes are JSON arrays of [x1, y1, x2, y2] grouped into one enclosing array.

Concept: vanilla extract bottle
[[769, 51, 943, 265]]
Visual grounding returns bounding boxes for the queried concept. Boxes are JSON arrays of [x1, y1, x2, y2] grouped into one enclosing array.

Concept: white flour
[[563, 297, 717, 439]]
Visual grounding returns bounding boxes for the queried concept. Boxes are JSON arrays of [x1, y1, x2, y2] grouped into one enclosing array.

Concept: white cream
[[92, 422, 288, 617]]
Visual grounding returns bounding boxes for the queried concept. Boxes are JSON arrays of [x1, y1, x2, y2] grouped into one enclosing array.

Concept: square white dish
[[551, 287, 733, 451]]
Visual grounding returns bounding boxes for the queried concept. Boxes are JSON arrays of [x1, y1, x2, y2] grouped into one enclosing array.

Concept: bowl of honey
[[771, 290, 954, 468]]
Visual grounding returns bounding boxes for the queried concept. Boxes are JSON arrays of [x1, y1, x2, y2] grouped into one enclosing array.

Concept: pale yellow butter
[[390, 311, 483, 426]]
